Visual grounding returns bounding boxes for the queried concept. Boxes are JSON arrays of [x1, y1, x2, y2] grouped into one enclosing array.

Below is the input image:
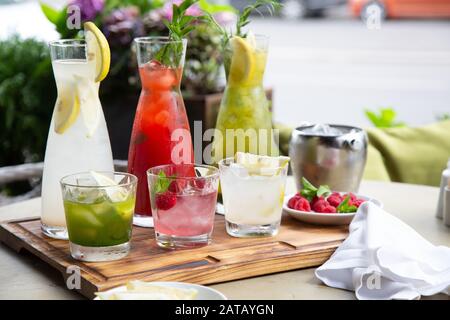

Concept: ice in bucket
[[302, 124, 345, 136]]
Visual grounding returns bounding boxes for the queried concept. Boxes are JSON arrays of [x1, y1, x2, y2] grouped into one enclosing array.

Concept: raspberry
[[287, 193, 301, 206], [168, 180, 187, 193], [310, 196, 336, 213], [345, 193, 357, 201], [352, 199, 366, 208], [321, 205, 337, 213], [311, 196, 324, 207], [312, 197, 328, 212], [168, 181, 180, 193], [341, 193, 366, 208], [296, 197, 311, 211], [155, 194, 177, 210], [193, 178, 206, 189], [327, 192, 343, 207], [288, 195, 311, 212], [287, 197, 300, 209]]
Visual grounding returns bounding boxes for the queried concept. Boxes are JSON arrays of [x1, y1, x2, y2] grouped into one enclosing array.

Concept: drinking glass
[[60, 172, 137, 262], [218, 157, 288, 237], [147, 164, 219, 248]]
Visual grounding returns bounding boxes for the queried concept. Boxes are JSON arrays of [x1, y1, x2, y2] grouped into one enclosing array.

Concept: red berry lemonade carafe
[[129, 37, 194, 227]]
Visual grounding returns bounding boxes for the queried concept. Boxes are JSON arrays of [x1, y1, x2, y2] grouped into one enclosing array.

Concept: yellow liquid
[[212, 44, 279, 163]]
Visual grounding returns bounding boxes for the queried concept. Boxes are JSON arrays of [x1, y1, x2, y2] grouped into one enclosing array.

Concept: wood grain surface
[[0, 214, 348, 299]]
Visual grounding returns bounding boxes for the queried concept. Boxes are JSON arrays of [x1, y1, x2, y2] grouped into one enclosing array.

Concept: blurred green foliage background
[[0, 36, 56, 194]]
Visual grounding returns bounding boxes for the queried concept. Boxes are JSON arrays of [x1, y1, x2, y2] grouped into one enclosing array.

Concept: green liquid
[[64, 197, 135, 247], [212, 85, 279, 163]]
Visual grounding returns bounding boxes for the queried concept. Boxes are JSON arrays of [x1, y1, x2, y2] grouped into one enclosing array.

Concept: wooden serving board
[[0, 214, 348, 299]]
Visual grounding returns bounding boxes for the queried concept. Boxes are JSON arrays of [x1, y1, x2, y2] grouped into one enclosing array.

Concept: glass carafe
[[211, 34, 279, 164], [41, 40, 114, 239], [128, 37, 194, 227]]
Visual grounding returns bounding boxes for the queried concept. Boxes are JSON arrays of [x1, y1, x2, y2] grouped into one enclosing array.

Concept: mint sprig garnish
[[300, 177, 331, 202], [235, 0, 280, 38], [155, 0, 203, 68], [336, 195, 358, 213], [154, 171, 172, 194], [205, 0, 280, 49]]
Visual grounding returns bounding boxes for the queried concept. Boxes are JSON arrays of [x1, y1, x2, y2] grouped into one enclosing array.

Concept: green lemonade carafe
[[211, 33, 279, 163]]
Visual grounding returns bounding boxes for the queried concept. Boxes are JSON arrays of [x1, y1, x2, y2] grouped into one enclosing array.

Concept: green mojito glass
[[60, 172, 137, 262]]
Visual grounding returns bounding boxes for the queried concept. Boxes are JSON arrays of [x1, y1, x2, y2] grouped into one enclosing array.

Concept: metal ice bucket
[[289, 124, 368, 192]]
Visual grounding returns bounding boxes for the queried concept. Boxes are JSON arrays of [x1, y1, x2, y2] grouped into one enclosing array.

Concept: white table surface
[[0, 179, 449, 300]]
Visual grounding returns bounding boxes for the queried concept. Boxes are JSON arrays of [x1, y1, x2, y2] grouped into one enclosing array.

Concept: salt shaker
[[436, 159, 450, 219], [444, 186, 450, 227]]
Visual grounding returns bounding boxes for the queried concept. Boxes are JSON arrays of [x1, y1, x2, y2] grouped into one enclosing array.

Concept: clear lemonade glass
[[219, 153, 289, 237]]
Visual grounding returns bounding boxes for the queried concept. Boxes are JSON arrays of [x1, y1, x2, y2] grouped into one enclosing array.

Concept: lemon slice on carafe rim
[[79, 22, 111, 137], [228, 35, 255, 85], [84, 21, 110, 82]]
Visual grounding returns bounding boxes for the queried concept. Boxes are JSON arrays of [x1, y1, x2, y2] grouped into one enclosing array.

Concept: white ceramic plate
[[94, 281, 227, 300], [283, 193, 383, 226]]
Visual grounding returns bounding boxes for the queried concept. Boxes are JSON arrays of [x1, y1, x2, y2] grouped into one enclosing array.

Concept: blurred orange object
[[350, 0, 450, 19]]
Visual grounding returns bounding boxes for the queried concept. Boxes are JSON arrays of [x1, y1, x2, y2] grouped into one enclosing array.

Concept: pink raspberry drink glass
[[147, 164, 219, 248]]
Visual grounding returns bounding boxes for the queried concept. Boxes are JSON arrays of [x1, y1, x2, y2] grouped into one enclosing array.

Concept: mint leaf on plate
[[300, 177, 318, 201], [336, 195, 358, 213], [317, 185, 331, 198]]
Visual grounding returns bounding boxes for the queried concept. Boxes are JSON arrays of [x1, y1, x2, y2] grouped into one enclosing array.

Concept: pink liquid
[[153, 191, 218, 237]]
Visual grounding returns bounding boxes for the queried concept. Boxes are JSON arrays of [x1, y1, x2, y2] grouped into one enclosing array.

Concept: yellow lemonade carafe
[[211, 34, 279, 164]]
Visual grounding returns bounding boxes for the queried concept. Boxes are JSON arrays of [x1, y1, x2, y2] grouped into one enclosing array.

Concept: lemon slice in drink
[[90, 171, 127, 202], [228, 36, 255, 85], [84, 21, 110, 82], [235, 152, 290, 176], [75, 75, 100, 137], [54, 86, 80, 134]]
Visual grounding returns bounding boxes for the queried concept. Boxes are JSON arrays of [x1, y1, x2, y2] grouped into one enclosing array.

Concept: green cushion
[[366, 120, 450, 186], [363, 145, 391, 182]]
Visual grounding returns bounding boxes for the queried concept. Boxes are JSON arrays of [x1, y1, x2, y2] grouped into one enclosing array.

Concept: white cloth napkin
[[315, 202, 450, 300]]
